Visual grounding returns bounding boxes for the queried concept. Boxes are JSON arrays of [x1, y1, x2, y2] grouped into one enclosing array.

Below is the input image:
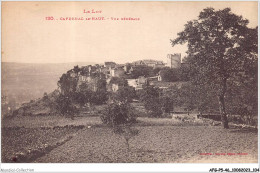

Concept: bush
[[91, 89, 108, 105], [139, 86, 164, 117], [111, 86, 136, 104], [100, 103, 136, 126], [100, 102, 139, 151], [160, 96, 174, 113], [55, 94, 79, 119]]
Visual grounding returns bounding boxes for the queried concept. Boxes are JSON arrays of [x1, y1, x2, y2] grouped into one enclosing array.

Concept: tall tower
[[167, 53, 181, 68]]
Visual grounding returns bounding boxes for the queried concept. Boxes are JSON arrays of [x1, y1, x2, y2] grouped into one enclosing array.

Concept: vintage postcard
[[1, 1, 258, 172]]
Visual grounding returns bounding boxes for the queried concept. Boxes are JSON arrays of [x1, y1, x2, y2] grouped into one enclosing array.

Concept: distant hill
[[1, 62, 96, 107]]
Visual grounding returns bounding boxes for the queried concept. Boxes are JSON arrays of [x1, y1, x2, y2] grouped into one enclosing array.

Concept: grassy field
[[1, 115, 258, 163]]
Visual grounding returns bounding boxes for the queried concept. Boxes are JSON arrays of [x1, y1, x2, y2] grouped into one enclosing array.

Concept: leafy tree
[[96, 78, 107, 91], [225, 65, 257, 125], [91, 78, 108, 105], [73, 65, 80, 74], [153, 67, 163, 75], [159, 67, 179, 82], [91, 71, 106, 79], [163, 85, 182, 107], [57, 73, 78, 95], [129, 65, 154, 78], [55, 93, 78, 120], [175, 83, 196, 114], [159, 95, 174, 114], [101, 103, 137, 126], [180, 83, 218, 114], [139, 86, 163, 117], [162, 83, 218, 115], [111, 86, 136, 104], [171, 8, 257, 128], [73, 83, 93, 107], [91, 89, 108, 105], [179, 64, 190, 81], [109, 77, 128, 87], [139, 86, 176, 117]]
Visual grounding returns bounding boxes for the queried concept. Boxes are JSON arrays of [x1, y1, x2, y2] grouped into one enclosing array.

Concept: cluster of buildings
[[65, 53, 185, 93]]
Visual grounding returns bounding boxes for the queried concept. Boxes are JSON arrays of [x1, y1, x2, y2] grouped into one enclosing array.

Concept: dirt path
[[35, 126, 258, 163]]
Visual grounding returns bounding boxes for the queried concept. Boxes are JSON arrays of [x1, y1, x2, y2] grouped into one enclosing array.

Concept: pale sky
[[1, 1, 258, 64]]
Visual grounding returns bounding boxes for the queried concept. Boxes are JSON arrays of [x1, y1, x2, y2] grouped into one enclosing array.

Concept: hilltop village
[[60, 53, 189, 95], [1, 53, 190, 117]]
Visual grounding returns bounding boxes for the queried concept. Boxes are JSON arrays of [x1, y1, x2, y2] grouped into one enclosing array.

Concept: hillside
[[1, 62, 96, 107]]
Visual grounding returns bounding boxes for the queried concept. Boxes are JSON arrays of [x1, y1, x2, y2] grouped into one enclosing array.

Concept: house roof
[[150, 81, 187, 89], [131, 59, 165, 66]]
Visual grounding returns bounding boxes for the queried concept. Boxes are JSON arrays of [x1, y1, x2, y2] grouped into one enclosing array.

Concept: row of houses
[[131, 59, 165, 68], [65, 54, 186, 93], [101, 61, 163, 91]]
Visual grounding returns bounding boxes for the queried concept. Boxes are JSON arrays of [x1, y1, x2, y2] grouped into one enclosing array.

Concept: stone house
[[107, 81, 121, 92], [136, 76, 148, 90], [76, 74, 98, 92], [154, 62, 165, 68], [112, 83, 119, 92], [126, 76, 148, 90], [142, 60, 165, 68], [111, 67, 125, 78], [127, 79, 138, 88]]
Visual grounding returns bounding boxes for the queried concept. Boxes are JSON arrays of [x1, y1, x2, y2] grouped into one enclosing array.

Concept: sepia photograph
[[1, 0, 258, 172]]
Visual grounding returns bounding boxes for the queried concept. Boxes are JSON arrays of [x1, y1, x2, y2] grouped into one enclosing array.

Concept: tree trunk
[[126, 139, 130, 152], [218, 77, 229, 129], [218, 95, 229, 128]]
